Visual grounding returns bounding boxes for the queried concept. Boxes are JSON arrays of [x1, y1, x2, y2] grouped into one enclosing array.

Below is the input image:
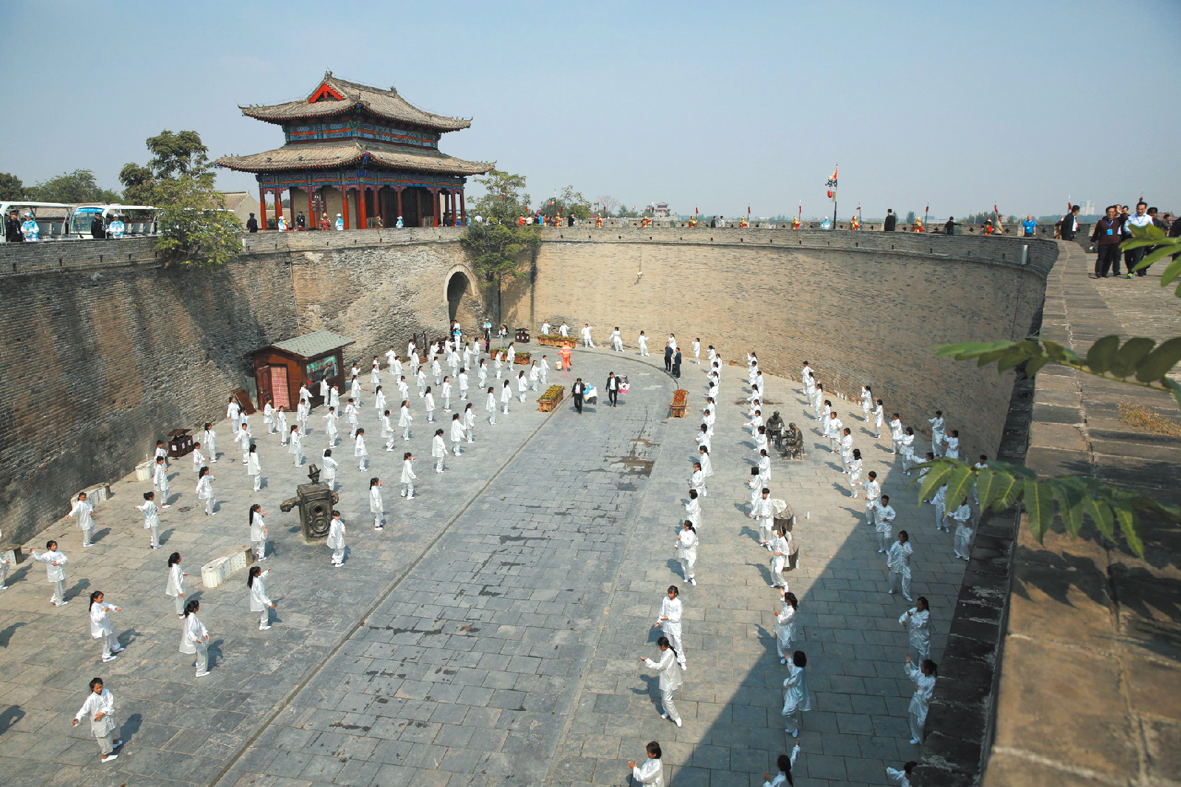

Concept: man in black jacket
[[883, 209, 896, 231], [664, 344, 674, 373], [5, 208, 23, 242], [1090, 206, 1123, 278], [246, 213, 259, 233], [571, 378, 585, 414], [606, 372, 619, 407], [944, 217, 955, 235], [1060, 205, 1080, 241], [90, 213, 106, 239]]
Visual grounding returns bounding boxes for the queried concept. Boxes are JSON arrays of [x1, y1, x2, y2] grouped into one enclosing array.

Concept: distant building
[[215, 72, 493, 229], [218, 191, 256, 227], [645, 202, 671, 217]]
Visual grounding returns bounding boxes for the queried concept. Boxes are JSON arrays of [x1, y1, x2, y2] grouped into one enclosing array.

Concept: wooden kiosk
[[252, 330, 355, 410]]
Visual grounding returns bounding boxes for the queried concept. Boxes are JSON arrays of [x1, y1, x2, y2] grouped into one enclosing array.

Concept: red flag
[[831, 165, 839, 181], [993, 204, 999, 214], [747, 205, 751, 214], [695, 207, 699, 215]]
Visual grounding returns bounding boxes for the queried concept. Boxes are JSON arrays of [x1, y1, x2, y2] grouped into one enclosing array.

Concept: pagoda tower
[[215, 72, 493, 229]]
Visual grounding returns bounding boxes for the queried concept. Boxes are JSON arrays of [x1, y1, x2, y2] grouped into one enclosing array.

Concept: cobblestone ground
[[0, 342, 967, 786]]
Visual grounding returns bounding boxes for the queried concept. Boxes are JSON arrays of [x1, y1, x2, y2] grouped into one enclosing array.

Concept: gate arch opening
[[446, 270, 472, 323]]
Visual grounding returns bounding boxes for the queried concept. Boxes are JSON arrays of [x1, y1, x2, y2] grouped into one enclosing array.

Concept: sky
[[1, 0, 1179, 219]]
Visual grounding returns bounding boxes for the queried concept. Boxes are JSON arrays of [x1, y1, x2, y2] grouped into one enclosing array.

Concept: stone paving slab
[[0, 341, 969, 786]]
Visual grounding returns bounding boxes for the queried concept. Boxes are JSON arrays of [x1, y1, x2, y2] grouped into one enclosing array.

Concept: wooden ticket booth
[[252, 330, 355, 410]]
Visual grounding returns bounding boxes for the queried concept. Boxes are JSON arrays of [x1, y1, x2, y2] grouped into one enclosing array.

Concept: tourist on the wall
[[1124, 201, 1153, 277], [246, 212, 259, 233], [91, 212, 107, 238], [884, 208, 897, 231], [5, 207, 23, 242], [1059, 204, 1079, 241], [1022, 215, 1037, 236], [295, 212, 306, 230], [944, 216, 955, 235], [334, 213, 344, 231], [1090, 205, 1123, 278]]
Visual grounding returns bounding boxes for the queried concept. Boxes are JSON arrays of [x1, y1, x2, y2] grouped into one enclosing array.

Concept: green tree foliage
[[540, 186, 592, 221], [27, 169, 121, 203], [928, 224, 1181, 557], [123, 130, 240, 266], [153, 174, 242, 267], [459, 223, 540, 322], [469, 169, 531, 225], [904, 210, 916, 224], [0, 172, 27, 200]]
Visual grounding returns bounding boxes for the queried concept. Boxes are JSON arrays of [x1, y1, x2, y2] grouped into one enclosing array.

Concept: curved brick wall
[[0, 228, 1053, 544]]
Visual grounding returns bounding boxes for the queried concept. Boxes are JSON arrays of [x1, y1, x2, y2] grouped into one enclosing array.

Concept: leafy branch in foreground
[[1123, 223, 1181, 295], [915, 459, 1179, 558], [933, 337, 1181, 410]]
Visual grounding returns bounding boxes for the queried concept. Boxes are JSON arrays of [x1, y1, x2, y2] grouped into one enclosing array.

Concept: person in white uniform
[[463, 402, 477, 442], [354, 428, 368, 471], [72, 678, 122, 763], [69, 491, 96, 548], [886, 761, 917, 786], [500, 379, 512, 414], [249, 504, 268, 561], [904, 656, 937, 744], [246, 444, 262, 492], [862, 471, 881, 528], [288, 424, 303, 467], [327, 510, 347, 566], [32, 540, 69, 606], [400, 452, 418, 499], [769, 526, 791, 588], [684, 488, 701, 529], [486, 386, 497, 425], [944, 429, 960, 460], [889, 413, 904, 454], [637, 331, 649, 356], [196, 466, 216, 516], [886, 530, 914, 600], [431, 428, 448, 473], [165, 552, 187, 616], [450, 413, 467, 455], [247, 565, 276, 630], [653, 585, 687, 668], [951, 502, 973, 559], [675, 521, 698, 585], [580, 323, 595, 348], [762, 745, 802, 787], [369, 477, 384, 530], [876, 494, 897, 553], [191, 442, 206, 475], [153, 456, 171, 507], [320, 449, 338, 491], [641, 637, 684, 727], [276, 408, 289, 444], [774, 590, 799, 664], [611, 326, 624, 352], [424, 387, 437, 422], [847, 448, 863, 495], [136, 491, 161, 548], [928, 410, 945, 458], [180, 599, 211, 677], [88, 591, 124, 662], [899, 596, 931, 662], [516, 371, 528, 402], [627, 741, 664, 786], [227, 396, 241, 431], [781, 650, 811, 737], [751, 488, 773, 548]]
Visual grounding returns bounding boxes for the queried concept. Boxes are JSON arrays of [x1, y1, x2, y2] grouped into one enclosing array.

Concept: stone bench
[[200, 545, 255, 589]]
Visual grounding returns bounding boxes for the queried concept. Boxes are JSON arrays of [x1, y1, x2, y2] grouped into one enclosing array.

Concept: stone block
[[200, 545, 255, 588]]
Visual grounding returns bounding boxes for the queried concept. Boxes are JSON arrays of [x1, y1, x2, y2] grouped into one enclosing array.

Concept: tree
[[153, 174, 242, 267], [469, 169, 531, 225], [123, 130, 240, 266], [925, 226, 1181, 557], [540, 186, 592, 221], [119, 163, 155, 205], [595, 195, 622, 216], [27, 169, 120, 204], [0, 172, 26, 200], [904, 210, 916, 224], [146, 130, 209, 179], [459, 223, 540, 323]]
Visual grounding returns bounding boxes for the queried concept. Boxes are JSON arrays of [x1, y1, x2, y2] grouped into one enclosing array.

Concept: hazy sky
[[2, 0, 1179, 218]]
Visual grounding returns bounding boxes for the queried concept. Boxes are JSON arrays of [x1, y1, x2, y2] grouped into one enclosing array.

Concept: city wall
[[0, 228, 1053, 550]]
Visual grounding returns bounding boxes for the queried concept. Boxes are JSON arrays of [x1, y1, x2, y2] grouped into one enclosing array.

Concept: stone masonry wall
[[0, 232, 479, 545], [0, 228, 1051, 547], [504, 228, 1054, 460]]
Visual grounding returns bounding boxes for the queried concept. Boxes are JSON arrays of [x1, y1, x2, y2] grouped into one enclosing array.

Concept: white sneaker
[[195, 671, 210, 678], [102, 655, 117, 663], [909, 738, 921, 745], [55, 601, 69, 607], [674, 718, 683, 728], [101, 754, 119, 763], [259, 625, 271, 630], [660, 713, 669, 720]]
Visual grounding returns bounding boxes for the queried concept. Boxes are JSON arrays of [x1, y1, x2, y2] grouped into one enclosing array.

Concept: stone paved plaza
[[0, 342, 968, 786]]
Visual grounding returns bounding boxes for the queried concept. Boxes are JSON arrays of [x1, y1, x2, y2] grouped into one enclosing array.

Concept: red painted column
[[358, 186, 368, 230], [306, 185, 315, 229], [274, 189, 283, 220], [341, 186, 351, 230], [258, 185, 268, 230], [395, 187, 404, 223], [429, 188, 440, 227], [459, 189, 466, 225]]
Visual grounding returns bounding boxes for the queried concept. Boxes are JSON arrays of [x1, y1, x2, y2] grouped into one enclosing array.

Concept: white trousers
[[888, 569, 912, 597], [660, 688, 681, 723], [661, 622, 686, 667]]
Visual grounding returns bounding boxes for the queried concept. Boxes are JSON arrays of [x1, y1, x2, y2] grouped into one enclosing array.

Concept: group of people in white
[[17, 320, 582, 764], [15, 317, 972, 779]]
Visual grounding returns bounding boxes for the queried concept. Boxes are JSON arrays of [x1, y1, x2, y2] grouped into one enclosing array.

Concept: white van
[[0, 201, 74, 242]]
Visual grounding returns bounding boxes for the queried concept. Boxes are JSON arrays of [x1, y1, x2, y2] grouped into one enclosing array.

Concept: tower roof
[[214, 139, 493, 176], [240, 72, 472, 132]]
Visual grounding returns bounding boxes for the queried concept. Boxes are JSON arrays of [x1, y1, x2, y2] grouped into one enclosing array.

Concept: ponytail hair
[[247, 565, 261, 588], [89, 590, 102, 609], [249, 503, 261, 528], [167, 552, 181, 567], [657, 635, 678, 659], [184, 599, 199, 617]]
